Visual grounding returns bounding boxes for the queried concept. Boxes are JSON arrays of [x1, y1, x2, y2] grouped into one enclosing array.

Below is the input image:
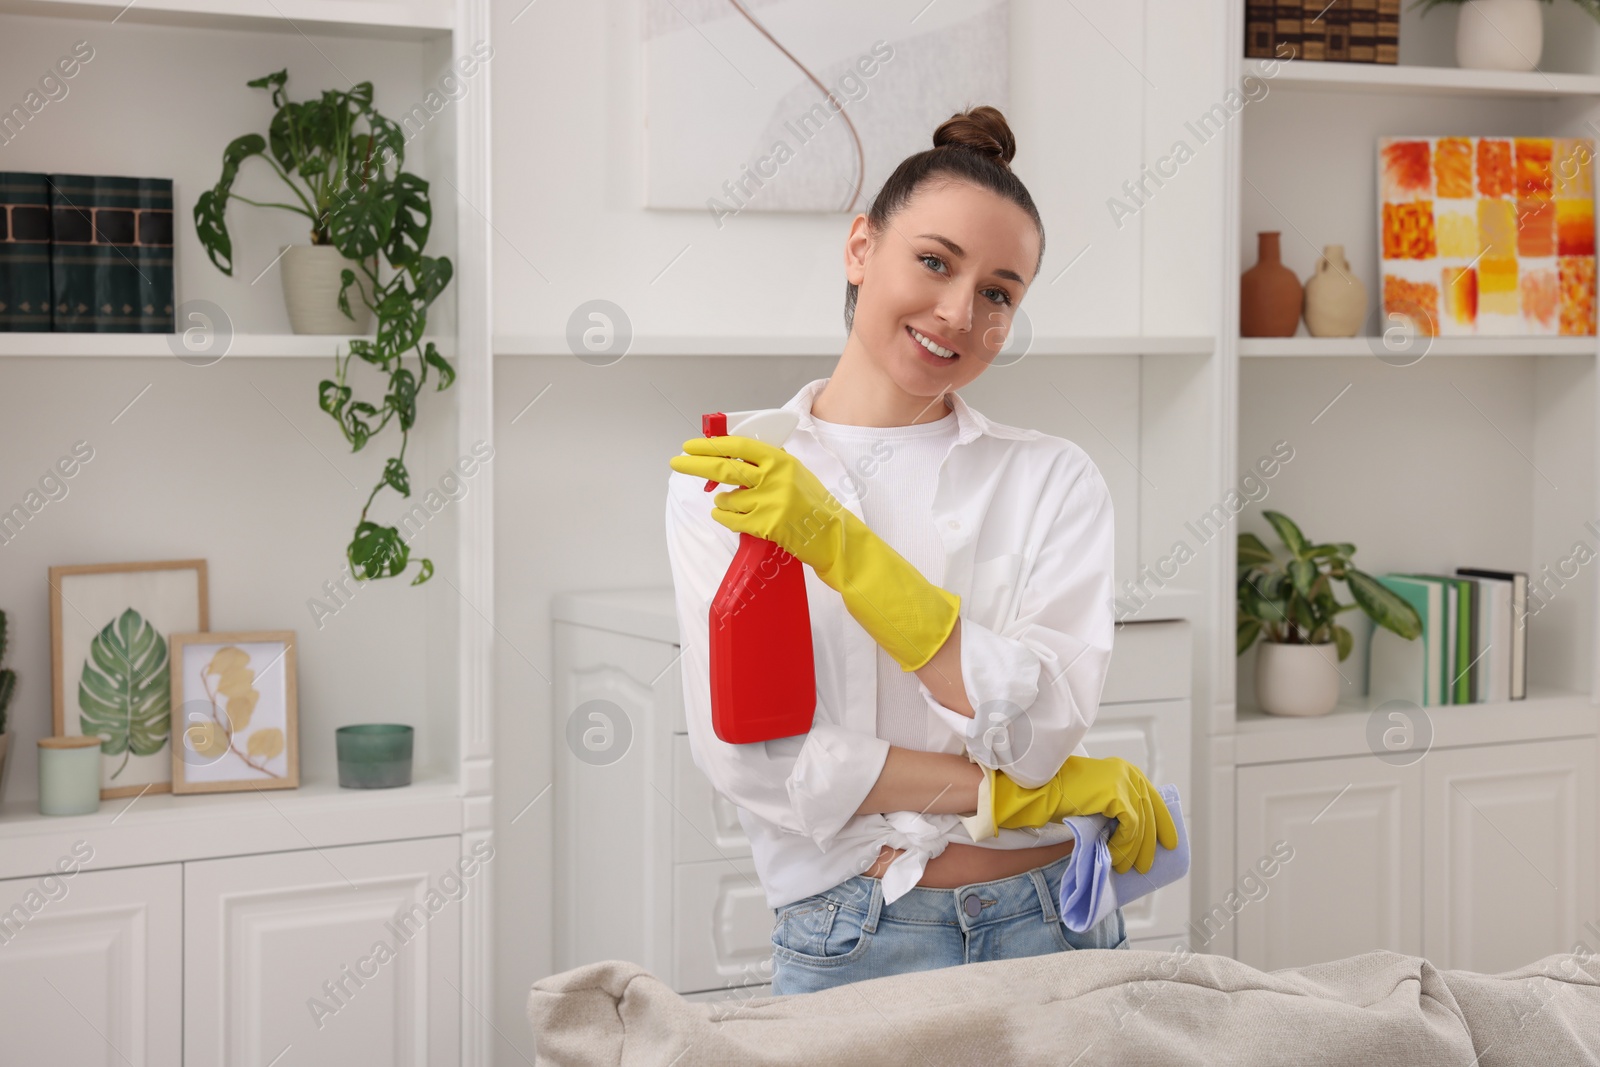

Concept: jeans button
[[962, 892, 981, 918]]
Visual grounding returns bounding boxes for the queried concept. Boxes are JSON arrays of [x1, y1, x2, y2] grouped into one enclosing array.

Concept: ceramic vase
[[1303, 245, 1367, 337], [281, 245, 375, 335], [1255, 642, 1341, 717], [1456, 0, 1543, 71], [1241, 232, 1303, 337]]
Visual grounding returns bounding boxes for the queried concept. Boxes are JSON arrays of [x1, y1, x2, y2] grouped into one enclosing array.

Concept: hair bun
[[932, 105, 1016, 169]]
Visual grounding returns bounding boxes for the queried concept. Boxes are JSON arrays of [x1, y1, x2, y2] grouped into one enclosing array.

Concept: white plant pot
[[1255, 641, 1342, 717], [280, 244, 375, 335], [1456, 0, 1544, 72]]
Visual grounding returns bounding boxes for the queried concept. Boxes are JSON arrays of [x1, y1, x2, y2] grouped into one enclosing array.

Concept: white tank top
[[807, 402, 960, 750]]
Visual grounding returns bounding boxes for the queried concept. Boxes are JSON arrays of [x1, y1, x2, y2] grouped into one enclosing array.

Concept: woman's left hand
[[669, 435, 846, 572]]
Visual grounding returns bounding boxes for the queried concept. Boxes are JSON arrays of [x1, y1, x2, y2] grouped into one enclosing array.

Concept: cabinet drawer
[[672, 859, 774, 994], [673, 735, 752, 862], [1103, 620, 1190, 704]]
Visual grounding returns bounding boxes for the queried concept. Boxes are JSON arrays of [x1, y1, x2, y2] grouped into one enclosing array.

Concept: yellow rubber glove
[[669, 434, 960, 672], [961, 756, 1179, 875]]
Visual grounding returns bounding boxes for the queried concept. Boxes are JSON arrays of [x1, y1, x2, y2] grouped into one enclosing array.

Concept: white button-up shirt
[[664, 377, 1116, 908]]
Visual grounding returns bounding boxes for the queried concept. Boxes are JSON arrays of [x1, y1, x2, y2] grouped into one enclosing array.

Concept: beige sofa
[[527, 946, 1600, 1066]]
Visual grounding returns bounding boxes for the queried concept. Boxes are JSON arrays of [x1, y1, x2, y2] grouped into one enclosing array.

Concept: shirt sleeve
[[920, 453, 1116, 789], [664, 468, 890, 851]]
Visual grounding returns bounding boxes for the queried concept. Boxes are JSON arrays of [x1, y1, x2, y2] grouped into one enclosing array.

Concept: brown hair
[[844, 105, 1044, 333]]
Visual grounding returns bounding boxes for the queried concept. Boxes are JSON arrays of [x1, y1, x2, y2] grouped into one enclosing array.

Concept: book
[[1396, 573, 1481, 703], [1300, 0, 1328, 61], [1325, 0, 1352, 60], [48, 173, 175, 334], [1456, 568, 1528, 699], [1275, 0, 1303, 59], [1456, 572, 1511, 703], [1376, 0, 1400, 64], [0, 172, 53, 332], [1369, 575, 1444, 706], [1349, 0, 1377, 62], [1246, 0, 1279, 58]]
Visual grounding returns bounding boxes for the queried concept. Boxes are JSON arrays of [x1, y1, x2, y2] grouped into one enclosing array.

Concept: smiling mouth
[[907, 325, 960, 360]]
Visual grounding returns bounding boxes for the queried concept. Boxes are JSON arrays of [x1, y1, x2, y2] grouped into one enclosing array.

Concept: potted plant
[[0, 608, 14, 803], [1412, 0, 1600, 72], [195, 70, 457, 586], [1238, 512, 1423, 717]]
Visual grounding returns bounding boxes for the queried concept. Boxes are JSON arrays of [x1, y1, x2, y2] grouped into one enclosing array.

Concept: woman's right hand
[[991, 755, 1177, 875]]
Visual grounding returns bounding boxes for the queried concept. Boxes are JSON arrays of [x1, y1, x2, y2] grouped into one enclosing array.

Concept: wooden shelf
[[494, 335, 1216, 358], [0, 0, 454, 39], [1239, 336, 1599, 357], [1234, 686, 1599, 765], [0, 770, 464, 881], [0, 334, 451, 358], [1266, 59, 1600, 98]]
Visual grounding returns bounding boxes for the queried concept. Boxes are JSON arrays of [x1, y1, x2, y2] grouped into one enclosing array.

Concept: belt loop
[[862, 875, 884, 934], [1029, 865, 1060, 925]]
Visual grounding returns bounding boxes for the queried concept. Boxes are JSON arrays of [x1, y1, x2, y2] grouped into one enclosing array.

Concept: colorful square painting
[[1378, 136, 1596, 337]]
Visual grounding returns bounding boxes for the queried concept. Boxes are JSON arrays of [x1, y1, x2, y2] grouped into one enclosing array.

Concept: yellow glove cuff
[[958, 764, 998, 842]]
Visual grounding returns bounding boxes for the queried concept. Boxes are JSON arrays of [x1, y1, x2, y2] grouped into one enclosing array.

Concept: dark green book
[[1400, 573, 1478, 703], [0, 172, 54, 331], [48, 173, 174, 333]]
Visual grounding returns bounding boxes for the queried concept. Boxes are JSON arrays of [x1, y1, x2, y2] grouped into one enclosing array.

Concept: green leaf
[[1263, 510, 1311, 559], [77, 607, 171, 778], [349, 521, 409, 580], [1332, 624, 1354, 661], [383, 456, 410, 496], [318, 379, 351, 418], [328, 180, 398, 261], [1237, 618, 1262, 656], [410, 557, 434, 586], [375, 285, 422, 357], [422, 342, 455, 391], [387, 368, 418, 431], [246, 68, 289, 110], [384, 172, 432, 269], [410, 255, 452, 309], [1346, 568, 1424, 640], [1287, 558, 1318, 598], [1238, 531, 1275, 570]]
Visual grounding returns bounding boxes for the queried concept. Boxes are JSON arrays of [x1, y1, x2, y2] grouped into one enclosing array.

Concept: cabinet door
[[0, 862, 181, 1065], [1235, 755, 1421, 970], [1423, 738, 1598, 972], [185, 835, 466, 1067]]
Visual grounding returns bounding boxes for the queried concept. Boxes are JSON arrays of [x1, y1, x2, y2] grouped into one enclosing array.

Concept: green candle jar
[[335, 724, 413, 788], [38, 736, 103, 815]]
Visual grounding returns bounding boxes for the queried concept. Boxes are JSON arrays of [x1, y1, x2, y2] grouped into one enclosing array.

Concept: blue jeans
[[769, 854, 1128, 996]]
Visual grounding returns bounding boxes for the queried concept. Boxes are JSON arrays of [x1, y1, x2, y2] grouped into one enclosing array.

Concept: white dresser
[[553, 588, 1193, 997]]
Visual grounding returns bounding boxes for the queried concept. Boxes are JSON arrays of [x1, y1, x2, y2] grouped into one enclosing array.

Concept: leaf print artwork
[[190, 646, 283, 779], [78, 607, 172, 779]]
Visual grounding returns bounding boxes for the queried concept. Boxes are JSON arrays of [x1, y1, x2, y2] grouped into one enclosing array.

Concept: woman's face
[[844, 179, 1040, 396]]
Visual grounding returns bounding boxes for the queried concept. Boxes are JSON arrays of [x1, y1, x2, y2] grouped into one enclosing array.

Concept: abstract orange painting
[[1379, 136, 1596, 336]]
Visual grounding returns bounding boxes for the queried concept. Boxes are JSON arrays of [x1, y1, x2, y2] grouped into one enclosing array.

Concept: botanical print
[[76, 606, 171, 782]]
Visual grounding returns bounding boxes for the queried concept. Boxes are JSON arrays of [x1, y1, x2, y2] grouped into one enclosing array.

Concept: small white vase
[[1456, 0, 1544, 72], [1255, 641, 1342, 717], [280, 244, 375, 335]]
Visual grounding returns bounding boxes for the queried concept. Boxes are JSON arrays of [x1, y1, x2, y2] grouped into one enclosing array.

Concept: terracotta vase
[[1303, 244, 1367, 337], [1241, 232, 1303, 337]]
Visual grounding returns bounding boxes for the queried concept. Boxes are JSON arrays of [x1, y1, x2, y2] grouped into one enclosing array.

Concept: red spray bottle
[[700, 409, 816, 744]]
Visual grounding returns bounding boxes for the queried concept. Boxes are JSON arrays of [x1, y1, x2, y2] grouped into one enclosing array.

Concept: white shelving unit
[[1213, 4, 1600, 974], [0, 0, 494, 1063]]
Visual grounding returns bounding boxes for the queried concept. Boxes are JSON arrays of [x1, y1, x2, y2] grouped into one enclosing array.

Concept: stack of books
[[1367, 569, 1529, 706], [0, 172, 175, 333], [1246, 0, 1399, 64]]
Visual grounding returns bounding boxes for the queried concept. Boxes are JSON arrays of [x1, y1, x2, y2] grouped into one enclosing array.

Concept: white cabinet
[[554, 588, 1194, 993], [0, 863, 183, 1066], [1235, 754, 1423, 971], [184, 836, 466, 1067], [1234, 738, 1597, 974], [1422, 738, 1597, 973]]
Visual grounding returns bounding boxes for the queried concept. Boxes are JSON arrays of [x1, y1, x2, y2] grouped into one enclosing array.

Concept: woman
[[665, 106, 1175, 996]]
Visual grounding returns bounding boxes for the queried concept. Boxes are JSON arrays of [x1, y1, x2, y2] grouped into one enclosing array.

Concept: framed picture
[[168, 630, 299, 795], [49, 559, 208, 799]]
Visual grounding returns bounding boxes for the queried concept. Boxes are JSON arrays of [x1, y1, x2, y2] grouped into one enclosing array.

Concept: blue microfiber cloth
[[1056, 783, 1189, 933]]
